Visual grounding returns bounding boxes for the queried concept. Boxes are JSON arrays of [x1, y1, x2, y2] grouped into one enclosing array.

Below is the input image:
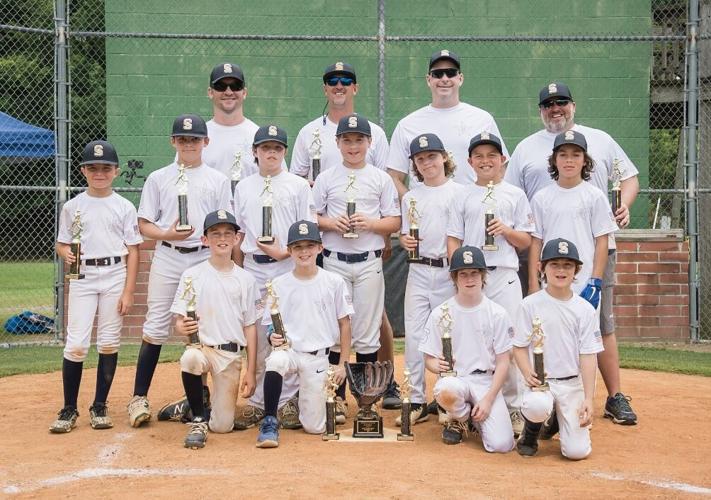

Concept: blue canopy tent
[[0, 112, 54, 158]]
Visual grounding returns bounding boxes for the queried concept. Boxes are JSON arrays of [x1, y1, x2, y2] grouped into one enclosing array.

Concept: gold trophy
[[181, 276, 199, 345], [397, 369, 415, 441], [345, 361, 393, 438], [610, 159, 625, 222], [482, 181, 498, 251], [230, 151, 243, 195], [66, 210, 85, 280], [266, 280, 289, 350], [343, 173, 358, 239], [258, 175, 275, 244], [439, 303, 456, 377], [322, 366, 340, 441], [176, 163, 192, 232], [406, 198, 421, 263], [529, 316, 548, 391], [310, 129, 323, 180]]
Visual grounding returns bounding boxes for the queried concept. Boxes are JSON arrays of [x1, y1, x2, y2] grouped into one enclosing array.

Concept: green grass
[[0, 344, 185, 377], [618, 344, 711, 376], [0, 261, 55, 329]]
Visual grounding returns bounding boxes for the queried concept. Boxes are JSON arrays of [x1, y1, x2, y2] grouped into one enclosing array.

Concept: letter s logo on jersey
[[558, 241, 569, 254], [183, 118, 193, 130], [223, 63, 232, 73], [93, 144, 104, 157], [418, 136, 428, 148], [348, 116, 358, 128]]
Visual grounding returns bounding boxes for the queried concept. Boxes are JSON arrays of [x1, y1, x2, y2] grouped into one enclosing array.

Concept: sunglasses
[[541, 99, 571, 109], [429, 68, 459, 79], [212, 80, 244, 92], [326, 76, 354, 87]]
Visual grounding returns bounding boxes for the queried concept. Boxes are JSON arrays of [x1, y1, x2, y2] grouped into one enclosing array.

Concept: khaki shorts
[[600, 251, 616, 335]]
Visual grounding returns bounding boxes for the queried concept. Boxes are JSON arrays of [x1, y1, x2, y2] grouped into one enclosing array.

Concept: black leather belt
[[305, 347, 330, 356], [253, 254, 278, 264], [161, 241, 208, 254], [84, 256, 122, 266], [486, 266, 497, 271], [322, 248, 382, 263], [411, 257, 445, 268], [207, 342, 242, 353], [471, 369, 494, 374], [547, 374, 578, 381]]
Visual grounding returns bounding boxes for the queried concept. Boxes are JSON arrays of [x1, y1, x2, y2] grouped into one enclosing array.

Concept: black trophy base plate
[[353, 415, 383, 438]]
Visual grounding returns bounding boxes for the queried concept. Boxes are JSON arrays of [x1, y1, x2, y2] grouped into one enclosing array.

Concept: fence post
[[54, 0, 69, 342], [686, 0, 700, 342], [377, 0, 386, 129]]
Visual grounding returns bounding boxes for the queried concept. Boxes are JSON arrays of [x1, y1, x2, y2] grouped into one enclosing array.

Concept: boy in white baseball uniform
[[256, 220, 353, 448], [513, 238, 602, 460], [419, 246, 514, 452], [171, 210, 259, 449], [398, 133, 462, 426], [446, 132, 534, 435], [232, 124, 315, 431], [128, 114, 231, 427], [312, 114, 400, 423], [51, 140, 142, 433]]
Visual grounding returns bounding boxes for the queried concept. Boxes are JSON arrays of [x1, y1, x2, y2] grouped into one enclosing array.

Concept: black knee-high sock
[[263, 371, 283, 418], [133, 341, 162, 396], [329, 351, 346, 399], [94, 352, 118, 405], [181, 372, 205, 420], [62, 358, 83, 409]]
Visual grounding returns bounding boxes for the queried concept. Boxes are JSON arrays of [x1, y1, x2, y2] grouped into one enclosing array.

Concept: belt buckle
[[100, 257, 109, 266]]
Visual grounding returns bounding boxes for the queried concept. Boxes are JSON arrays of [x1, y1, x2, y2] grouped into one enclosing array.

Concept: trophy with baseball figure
[[309, 129, 323, 181], [529, 316, 548, 391], [343, 173, 358, 239], [66, 210, 85, 280], [610, 158, 625, 222], [176, 163, 192, 232], [322, 366, 340, 441], [230, 151, 243, 195], [397, 369, 415, 441], [258, 175, 275, 244], [265, 279, 290, 350], [181, 276, 199, 346], [406, 198, 421, 262], [482, 180, 498, 251], [439, 303, 456, 377]]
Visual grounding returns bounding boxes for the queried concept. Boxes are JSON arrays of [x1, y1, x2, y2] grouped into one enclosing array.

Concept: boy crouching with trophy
[[256, 220, 353, 448], [171, 210, 260, 449], [419, 246, 515, 452], [513, 238, 602, 460]]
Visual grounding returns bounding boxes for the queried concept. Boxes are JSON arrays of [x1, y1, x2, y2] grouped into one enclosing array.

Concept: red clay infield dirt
[[1, 355, 709, 499]]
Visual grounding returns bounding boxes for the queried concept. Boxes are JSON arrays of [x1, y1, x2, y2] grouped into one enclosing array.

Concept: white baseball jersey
[[233, 170, 315, 255], [58, 191, 143, 257], [171, 260, 260, 347], [138, 162, 231, 247], [419, 296, 513, 374], [447, 181, 534, 268], [513, 289, 604, 378], [531, 182, 618, 293], [401, 180, 465, 259], [387, 102, 508, 186], [262, 268, 354, 352], [290, 116, 389, 176], [313, 163, 400, 253], [202, 118, 259, 180]]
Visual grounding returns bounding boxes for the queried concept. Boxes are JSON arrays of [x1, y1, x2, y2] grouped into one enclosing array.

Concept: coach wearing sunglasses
[[387, 49, 508, 197], [290, 61, 389, 180]]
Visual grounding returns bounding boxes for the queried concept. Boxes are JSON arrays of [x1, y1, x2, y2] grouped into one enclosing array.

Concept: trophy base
[[353, 413, 383, 438], [342, 232, 359, 239], [322, 432, 340, 441], [439, 370, 457, 378], [66, 273, 85, 280], [176, 224, 193, 232], [532, 383, 549, 392], [482, 244, 498, 251], [406, 257, 421, 264], [397, 433, 414, 441], [257, 236, 275, 244], [273, 342, 291, 352]]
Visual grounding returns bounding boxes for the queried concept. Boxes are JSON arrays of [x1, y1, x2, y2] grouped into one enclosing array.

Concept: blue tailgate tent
[[0, 112, 54, 158]]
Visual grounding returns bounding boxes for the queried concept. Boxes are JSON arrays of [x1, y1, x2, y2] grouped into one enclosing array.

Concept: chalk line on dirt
[[591, 471, 711, 495]]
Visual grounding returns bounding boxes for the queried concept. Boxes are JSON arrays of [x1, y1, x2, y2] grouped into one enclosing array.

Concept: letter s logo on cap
[[335, 62, 344, 71], [419, 136, 428, 148], [558, 241, 569, 254], [441, 49, 450, 57], [298, 223, 308, 235], [348, 116, 358, 128], [183, 118, 193, 130], [93, 144, 104, 157], [217, 209, 227, 219], [548, 83, 558, 94], [223, 63, 232, 73], [463, 251, 473, 264], [480, 132, 490, 140], [268, 126, 278, 136], [564, 130, 575, 141]]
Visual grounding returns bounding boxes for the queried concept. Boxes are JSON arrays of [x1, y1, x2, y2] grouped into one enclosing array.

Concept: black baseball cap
[[468, 132, 504, 155], [553, 130, 587, 152], [336, 113, 371, 137], [287, 220, 322, 246], [538, 81, 573, 105], [203, 209, 240, 235], [210, 62, 245, 86], [172, 114, 208, 138], [540, 238, 582, 264], [253, 124, 288, 147], [449, 245, 487, 272], [429, 49, 461, 70], [323, 61, 356, 83], [409, 133, 445, 158], [80, 140, 119, 166]]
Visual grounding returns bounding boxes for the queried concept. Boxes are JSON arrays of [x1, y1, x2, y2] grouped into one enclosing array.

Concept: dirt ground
[[1, 356, 710, 499]]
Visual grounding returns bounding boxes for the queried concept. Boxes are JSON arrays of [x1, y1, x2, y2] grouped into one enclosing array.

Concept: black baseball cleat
[[382, 379, 402, 410], [604, 392, 637, 425], [184, 417, 208, 450], [516, 420, 542, 457], [158, 386, 212, 423], [442, 419, 468, 445], [539, 409, 559, 440]]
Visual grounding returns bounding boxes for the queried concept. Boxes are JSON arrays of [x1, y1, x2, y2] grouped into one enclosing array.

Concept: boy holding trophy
[[51, 140, 142, 433]]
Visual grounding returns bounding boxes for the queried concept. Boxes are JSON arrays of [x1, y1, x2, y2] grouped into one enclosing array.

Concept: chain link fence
[[0, 0, 706, 343]]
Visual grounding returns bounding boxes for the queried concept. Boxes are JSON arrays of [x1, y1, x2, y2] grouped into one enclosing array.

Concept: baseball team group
[[50, 49, 640, 460]]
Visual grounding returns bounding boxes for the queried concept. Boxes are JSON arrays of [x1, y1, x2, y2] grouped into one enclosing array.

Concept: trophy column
[[610, 159, 625, 221], [397, 369, 415, 441], [342, 173, 358, 239], [66, 210, 85, 280], [258, 175, 275, 244], [310, 129, 323, 181], [439, 304, 457, 377], [406, 198, 421, 262], [530, 316, 548, 391], [266, 280, 290, 350], [181, 276, 199, 345], [482, 181, 498, 251], [176, 163, 192, 232], [230, 151, 243, 195], [322, 367, 340, 441]]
